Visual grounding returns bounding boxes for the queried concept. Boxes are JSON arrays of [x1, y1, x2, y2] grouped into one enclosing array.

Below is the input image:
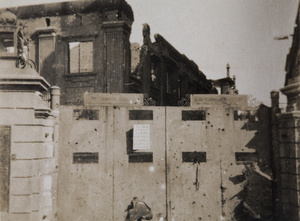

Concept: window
[[69, 41, 93, 73], [182, 110, 206, 121], [0, 32, 14, 55]]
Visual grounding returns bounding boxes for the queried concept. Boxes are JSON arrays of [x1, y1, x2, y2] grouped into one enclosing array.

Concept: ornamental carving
[[0, 10, 17, 26]]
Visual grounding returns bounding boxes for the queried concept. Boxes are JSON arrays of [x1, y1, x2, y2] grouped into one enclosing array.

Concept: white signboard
[[133, 124, 150, 150]]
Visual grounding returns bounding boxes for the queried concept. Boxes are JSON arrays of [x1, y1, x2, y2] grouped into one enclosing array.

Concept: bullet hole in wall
[[45, 18, 50, 27]]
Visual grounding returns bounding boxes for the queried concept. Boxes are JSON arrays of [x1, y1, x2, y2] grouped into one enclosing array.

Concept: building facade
[[0, 10, 60, 221], [1, 1, 237, 107], [271, 3, 300, 221], [1, 0, 134, 105]]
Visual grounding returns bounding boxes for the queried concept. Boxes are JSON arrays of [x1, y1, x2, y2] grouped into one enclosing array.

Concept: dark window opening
[[0, 32, 14, 55], [129, 110, 153, 120], [182, 152, 206, 163], [129, 152, 153, 163], [235, 152, 258, 164], [182, 110, 206, 121]]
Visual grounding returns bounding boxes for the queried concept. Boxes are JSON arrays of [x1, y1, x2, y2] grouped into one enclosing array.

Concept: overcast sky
[[0, 0, 299, 106]]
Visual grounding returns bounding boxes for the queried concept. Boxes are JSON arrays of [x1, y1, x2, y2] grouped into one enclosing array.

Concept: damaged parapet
[[84, 92, 144, 107], [210, 63, 238, 95], [0, 9, 60, 221]]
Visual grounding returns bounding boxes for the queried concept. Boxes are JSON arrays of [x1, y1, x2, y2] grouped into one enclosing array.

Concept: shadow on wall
[[230, 104, 273, 221]]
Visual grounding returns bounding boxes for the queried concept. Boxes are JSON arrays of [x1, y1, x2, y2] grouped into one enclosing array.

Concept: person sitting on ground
[[125, 197, 153, 221]]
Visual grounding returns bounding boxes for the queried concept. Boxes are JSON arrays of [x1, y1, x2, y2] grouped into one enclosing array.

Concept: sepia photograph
[[0, 0, 299, 220]]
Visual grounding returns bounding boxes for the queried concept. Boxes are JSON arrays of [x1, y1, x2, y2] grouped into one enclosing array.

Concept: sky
[[0, 0, 299, 106]]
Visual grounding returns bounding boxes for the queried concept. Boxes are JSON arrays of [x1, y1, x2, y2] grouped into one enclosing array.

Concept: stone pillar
[[51, 86, 60, 112], [102, 19, 131, 93], [270, 91, 281, 220], [50, 86, 60, 220], [271, 91, 280, 113], [280, 68, 300, 220]]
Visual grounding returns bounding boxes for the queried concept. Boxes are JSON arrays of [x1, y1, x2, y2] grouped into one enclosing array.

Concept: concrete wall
[[58, 93, 273, 221], [0, 91, 58, 221]]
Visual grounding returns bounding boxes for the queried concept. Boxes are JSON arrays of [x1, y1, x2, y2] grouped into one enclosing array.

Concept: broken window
[[69, 41, 93, 73], [0, 32, 14, 55]]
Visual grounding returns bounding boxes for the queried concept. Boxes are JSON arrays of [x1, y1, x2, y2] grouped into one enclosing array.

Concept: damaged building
[[130, 24, 237, 106], [0, 0, 236, 106], [0, 0, 296, 221]]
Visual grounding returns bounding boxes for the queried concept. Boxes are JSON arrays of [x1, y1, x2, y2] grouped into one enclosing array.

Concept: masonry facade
[[271, 3, 300, 221], [0, 9, 60, 221], [2, 0, 238, 107], [1, 0, 134, 105]]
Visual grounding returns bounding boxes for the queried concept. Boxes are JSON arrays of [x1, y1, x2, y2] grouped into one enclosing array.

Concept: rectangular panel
[[84, 93, 143, 107], [133, 124, 150, 150], [129, 110, 153, 120], [73, 152, 99, 164], [39, 36, 55, 75], [235, 152, 258, 163], [182, 151, 206, 163], [80, 41, 93, 73], [128, 153, 153, 163], [0, 126, 10, 212], [181, 110, 206, 121]]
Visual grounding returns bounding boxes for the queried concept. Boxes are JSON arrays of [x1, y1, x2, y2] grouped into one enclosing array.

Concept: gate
[[58, 94, 272, 221]]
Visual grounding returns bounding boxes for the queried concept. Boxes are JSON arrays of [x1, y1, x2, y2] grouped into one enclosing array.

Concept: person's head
[[132, 197, 140, 205]]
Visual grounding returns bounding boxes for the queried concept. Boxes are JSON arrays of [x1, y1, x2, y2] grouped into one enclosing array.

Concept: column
[[102, 20, 131, 93]]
